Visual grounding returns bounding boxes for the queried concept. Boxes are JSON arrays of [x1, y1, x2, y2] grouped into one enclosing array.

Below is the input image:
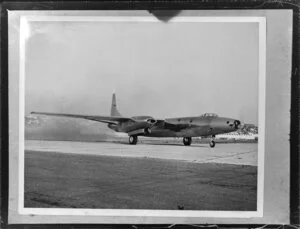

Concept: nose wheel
[[209, 135, 216, 148], [183, 137, 192, 146], [129, 135, 138, 145]]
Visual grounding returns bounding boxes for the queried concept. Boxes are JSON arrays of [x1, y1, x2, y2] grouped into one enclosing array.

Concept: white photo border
[[18, 15, 266, 218], [8, 10, 292, 224]]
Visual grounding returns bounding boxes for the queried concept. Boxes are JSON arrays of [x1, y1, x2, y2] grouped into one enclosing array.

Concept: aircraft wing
[[154, 119, 191, 131], [31, 112, 135, 125]]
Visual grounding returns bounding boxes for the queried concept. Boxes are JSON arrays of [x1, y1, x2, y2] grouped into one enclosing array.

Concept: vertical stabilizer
[[111, 93, 122, 117]]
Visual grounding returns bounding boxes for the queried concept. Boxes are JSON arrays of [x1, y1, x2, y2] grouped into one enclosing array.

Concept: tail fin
[[110, 93, 122, 117]]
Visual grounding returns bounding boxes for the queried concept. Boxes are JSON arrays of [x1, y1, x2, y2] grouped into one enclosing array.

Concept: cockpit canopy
[[200, 113, 219, 117]]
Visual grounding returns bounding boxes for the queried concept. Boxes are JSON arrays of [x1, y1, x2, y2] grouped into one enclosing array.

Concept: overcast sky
[[25, 18, 258, 124]]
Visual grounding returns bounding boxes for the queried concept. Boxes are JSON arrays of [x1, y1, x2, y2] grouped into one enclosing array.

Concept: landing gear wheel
[[209, 140, 216, 148], [183, 137, 192, 146], [129, 136, 138, 145]]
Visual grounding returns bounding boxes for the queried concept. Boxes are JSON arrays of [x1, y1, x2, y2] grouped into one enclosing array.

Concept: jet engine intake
[[144, 127, 151, 134], [146, 118, 157, 125]]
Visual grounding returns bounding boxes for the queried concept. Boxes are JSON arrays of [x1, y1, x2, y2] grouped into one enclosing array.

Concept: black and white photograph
[[23, 13, 260, 211], [7, 9, 293, 225]]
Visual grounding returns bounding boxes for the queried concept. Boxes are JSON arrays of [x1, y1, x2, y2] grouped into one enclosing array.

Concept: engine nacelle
[[128, 128, 151, 136], [131, 116, 156, 125]]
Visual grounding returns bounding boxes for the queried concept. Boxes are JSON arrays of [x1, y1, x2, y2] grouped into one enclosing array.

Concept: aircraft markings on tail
[[31, 93, 242, 148]]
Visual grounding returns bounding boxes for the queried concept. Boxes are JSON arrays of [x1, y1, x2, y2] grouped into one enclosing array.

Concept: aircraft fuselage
[[108, 115, 240, 138]]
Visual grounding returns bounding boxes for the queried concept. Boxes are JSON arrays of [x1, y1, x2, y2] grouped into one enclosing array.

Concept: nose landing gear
[[209, 140, 216, 148], [183, 137, 192, 146], [209, 135, 216, 148], [129, 135, 138, 145]]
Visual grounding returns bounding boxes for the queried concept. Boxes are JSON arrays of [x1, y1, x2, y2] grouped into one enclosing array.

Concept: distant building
[[216, 132, 258, 140]]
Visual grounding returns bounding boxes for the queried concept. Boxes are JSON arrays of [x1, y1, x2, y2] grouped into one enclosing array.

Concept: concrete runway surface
[[25, 140, 257, 166], [25, 140, 257, 210]]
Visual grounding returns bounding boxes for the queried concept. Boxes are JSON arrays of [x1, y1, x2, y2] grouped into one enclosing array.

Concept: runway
[[25, 140, 257, 166], [25, 140, 257, 209]]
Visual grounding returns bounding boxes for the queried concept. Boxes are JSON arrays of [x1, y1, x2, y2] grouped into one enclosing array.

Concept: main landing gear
[[183, 137, 192, 146], [129, 135, 138, 145], [209, 135, 216, 148]]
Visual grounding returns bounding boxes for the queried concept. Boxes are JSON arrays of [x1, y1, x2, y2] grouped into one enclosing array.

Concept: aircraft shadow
[[108, 141, 208, 148]]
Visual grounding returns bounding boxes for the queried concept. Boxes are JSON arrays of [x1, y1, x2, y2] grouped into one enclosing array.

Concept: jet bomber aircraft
[[32, 94, 242, 147]]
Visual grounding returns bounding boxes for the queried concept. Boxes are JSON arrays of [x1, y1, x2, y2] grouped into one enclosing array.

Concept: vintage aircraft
[[31, 94, 242, 147]]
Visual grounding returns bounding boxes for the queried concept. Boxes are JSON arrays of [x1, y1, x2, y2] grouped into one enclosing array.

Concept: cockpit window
[[200, 113, 218, 117]]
